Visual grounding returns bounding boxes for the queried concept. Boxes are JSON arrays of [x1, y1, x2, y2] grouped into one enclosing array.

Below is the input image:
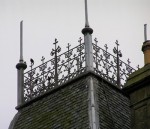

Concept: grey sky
[[0, 0, 150, 128]]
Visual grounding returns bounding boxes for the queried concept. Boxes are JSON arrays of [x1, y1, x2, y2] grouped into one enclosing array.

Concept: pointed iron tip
[[144, 24, 147, 41], [82, 0, 93, 34], [20, 20, 23, 62], [85, 0, 90, 28], [20, 20, 23, 26]]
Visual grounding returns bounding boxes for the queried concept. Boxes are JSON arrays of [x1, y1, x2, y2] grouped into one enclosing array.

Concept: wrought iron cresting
[[113, 40, 122, 87], [24, 38, 86, 102], [24, 38, 136, 102], [93, 39, 136, 87]]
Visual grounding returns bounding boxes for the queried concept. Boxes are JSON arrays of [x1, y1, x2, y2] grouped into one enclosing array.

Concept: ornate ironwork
[[50, 38, 61, 87], [113, 40, 122, 87], [24, 38, 86, 102], [93, 39, 135, 87], [24, 38, 136, 102]]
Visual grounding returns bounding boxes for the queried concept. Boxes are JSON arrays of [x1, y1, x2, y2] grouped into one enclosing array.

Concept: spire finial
[[82, 0, 93, 34], [144, 24, 147, 41], [85, 0, 90, 27], [16, 21, 27, 105], [20, 20, 23, 62]]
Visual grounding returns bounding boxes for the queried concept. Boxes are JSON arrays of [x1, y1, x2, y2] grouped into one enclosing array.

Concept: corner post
[[82, 27, 94, 72], [16, 63, 27, 105], [82, 0, 94, 72], [82, 1, 99, 129], [16, 21, 27, 105]]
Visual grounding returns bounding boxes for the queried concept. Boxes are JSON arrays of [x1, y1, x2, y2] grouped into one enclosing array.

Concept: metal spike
[[85, 0, 90, 27], [20, 21, 23, 62], [144, 24, 147, 41]]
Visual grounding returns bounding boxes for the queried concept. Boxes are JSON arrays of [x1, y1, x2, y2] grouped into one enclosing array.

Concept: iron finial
[[127, 58, 131, 65], [94, 38, 98, 44], [51, 38, 61, 56], [78, 37, 82, 44], [67, 43, 71, 50], [85, 0, 90, 27], [115, 40, 119, 46], [82, 0, 93, 35], [16, 21, 27, 105], [144, 24, 147, 41], [113, 40, 122, 87], [53, 38, 58, 45], [113, 40, 122, 57], [104, 44, 108, 51], [20, 20, 23, 62], [41, 56, 45, 64]]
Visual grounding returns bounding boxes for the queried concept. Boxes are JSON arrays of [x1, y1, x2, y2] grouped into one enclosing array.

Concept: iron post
[[16, 21, 27, 105]]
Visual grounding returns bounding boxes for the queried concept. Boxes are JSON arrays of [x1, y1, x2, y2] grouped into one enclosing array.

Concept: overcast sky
[[1, 0, 150, 128]]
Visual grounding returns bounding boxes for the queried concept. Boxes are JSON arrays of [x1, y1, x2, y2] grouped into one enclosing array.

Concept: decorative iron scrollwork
[[93, 39, 136, 87], [24, 37, 136, 102], [24, 38, 86, 102]]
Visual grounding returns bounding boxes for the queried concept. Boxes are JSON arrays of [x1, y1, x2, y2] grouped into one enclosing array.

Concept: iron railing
[[24, 38, 136, 102], [93, 39, 135, 87], [24, 39, 85, 101]]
